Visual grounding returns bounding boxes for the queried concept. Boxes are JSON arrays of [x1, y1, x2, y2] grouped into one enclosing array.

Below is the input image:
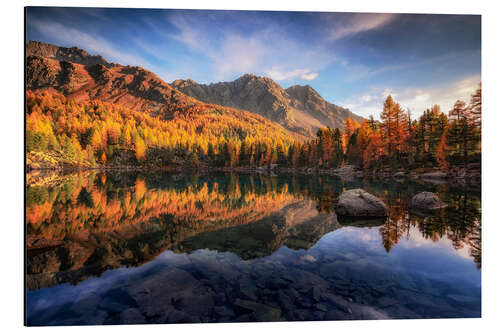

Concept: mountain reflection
[[26, 171, 481, 290]]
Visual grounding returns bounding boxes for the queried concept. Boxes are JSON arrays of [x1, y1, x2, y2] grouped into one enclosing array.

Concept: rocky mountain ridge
[[172, 75, 364, 137]]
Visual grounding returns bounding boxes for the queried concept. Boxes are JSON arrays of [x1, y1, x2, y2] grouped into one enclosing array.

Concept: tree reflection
[[26, 172, 481, 290], [371, 182, 481, 267]]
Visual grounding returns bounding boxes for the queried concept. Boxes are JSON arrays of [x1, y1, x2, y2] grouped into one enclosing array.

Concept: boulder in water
[[409, 192, 447, 212], [336, 189, 388, 217]]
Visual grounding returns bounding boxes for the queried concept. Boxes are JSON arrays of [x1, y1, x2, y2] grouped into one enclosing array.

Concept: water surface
[[26, 172, 481, 325]]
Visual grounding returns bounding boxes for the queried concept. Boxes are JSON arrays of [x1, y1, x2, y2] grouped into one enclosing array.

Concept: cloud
[[301, 72, 319, 81], [264, 67, 318, 81], [342, 49, 480, 83], [326, 13, 395, 41], [341, 75, 481, 119], [29, 19, 153, 69], [167, 13, 268, 80], [344, 62, 411, 82], [213, 34, 270, 79], [166, 12, 331, 82], [167, 14, 206, 52]]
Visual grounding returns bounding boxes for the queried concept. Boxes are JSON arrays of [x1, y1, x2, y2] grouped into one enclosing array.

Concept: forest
[[288, 83, 481, 173], [26, 83, 481, 174], [26, 90, 295, 169]]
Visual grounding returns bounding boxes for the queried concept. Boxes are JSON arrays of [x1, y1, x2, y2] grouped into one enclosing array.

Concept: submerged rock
[[336, 189, 388, 218], [420, 171, 447, 179], [332, 165, 357, 175], [232, 298, 282, 321], [409, 192, 447, 212], [119, 308, 146, 324]]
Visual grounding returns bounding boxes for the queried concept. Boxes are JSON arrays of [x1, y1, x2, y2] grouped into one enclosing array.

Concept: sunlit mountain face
[[26, 171, 480, 324]]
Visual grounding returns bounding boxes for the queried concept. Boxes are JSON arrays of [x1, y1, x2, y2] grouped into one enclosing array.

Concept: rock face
[[336, 189, 388, 218], [409, 192, 447, 212], [172, 76, 364, 139]]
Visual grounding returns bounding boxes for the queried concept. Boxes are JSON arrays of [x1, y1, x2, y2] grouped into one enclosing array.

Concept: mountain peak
[[239, 73, 257, 79], [286, 84, 320, 97], [172, 75, 364, 138], [27, 40, 111, 67]]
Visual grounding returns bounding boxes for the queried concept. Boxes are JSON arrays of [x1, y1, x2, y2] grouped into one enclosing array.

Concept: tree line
[[26, 83, 481, 172], [286, 83, 481, 172]]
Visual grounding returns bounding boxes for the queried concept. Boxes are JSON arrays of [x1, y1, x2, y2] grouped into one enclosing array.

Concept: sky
[[26, 7, 481, 119]]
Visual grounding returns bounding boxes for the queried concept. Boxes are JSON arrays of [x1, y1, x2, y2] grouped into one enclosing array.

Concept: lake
[[25, 171, 481, 325]]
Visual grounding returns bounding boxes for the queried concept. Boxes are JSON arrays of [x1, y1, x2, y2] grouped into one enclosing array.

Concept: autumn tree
[[134, 137, 146, 161], [346, 129, 362, 166], [363, 133, 384, 171], [449, 100, 469, 122], [380, 95, 400, 159], [380, 95, 408, 166], [344, 117, 360, 151]]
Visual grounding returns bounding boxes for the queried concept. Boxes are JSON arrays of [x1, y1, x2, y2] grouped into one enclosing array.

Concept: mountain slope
[[26, 41, 204, 118], [171, 75, 364, 138], [286, 84, 364, 130], [26, 41, 307, 170]]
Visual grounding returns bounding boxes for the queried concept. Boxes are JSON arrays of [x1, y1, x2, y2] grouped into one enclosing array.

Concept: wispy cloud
[[264, 67, 318, 81], [342, 49, 480, 82], [341, 75, 481, 119], [213, 34, 270, 79], [164, 12, 395, 82], [325, 13, 395, 41], [29, 19, 153, 69], [166, 12, 330, 82], [167, 14, 207, 52]]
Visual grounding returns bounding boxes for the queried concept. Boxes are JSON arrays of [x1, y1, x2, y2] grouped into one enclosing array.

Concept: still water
[[25, 172, 481, 325]]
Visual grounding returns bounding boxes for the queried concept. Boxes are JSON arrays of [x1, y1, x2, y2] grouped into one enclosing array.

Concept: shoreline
[[26, 164, 481, 184]]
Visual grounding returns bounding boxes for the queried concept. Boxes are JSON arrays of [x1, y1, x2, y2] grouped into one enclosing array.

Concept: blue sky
[[26, 7, 481, 118]]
